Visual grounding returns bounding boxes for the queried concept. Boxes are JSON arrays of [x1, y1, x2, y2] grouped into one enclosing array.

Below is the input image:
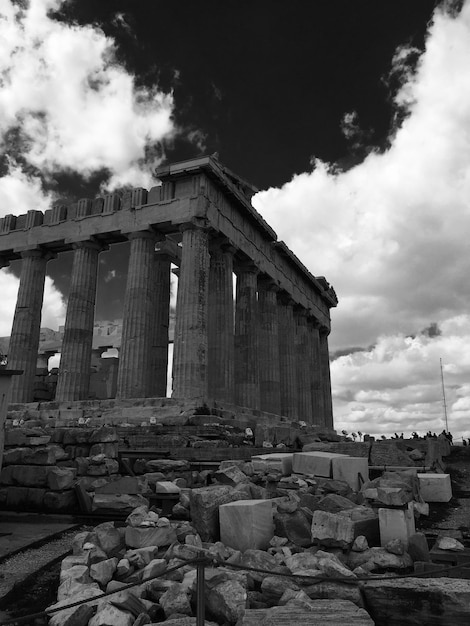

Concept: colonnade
[[6, 219, 333, 426]]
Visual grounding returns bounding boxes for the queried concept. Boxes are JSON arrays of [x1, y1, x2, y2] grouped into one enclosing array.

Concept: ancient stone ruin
[[0, 155, 337, 427]]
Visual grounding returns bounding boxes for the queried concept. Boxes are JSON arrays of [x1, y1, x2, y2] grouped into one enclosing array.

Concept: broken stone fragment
[[159, 582, 192, 618], [189, 484, 245, 542], [348, 547, 413, 572], [352, 535, 369, 552], [47, 467, 77, 490], [385, 538, 406, 555], [126, 505, 150, 527], [59, 565, 92, 585], [47, 588, 103, 626], [94, 521, 125, 555], [56, 579, 101, 602], [206, 577, 247, 624], [90, 557, 119, 586], [436, 536, 465, 551], [274, 509, 313, 547], [214, 464, 249, 486], [44, 490, 77, 510], [141, 558, 167, 580], [92, 493, 149, 513], [125, 524, 177, 549], [88, 603, 134, 626]]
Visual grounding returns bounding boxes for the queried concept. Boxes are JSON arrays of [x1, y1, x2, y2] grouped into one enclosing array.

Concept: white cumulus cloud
[[253, 1, 470, 437]]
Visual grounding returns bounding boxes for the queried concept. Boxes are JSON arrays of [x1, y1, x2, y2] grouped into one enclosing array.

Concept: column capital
[[277, 290, 295, 307], [179, 217, 210, 233], [258, 274, 280, 293], [72, 238, 109, 253], [209, 234, 237, 256], [14, 247, 56, 262]]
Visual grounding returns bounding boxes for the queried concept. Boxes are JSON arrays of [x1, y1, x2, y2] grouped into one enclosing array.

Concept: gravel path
[[0, 529, 77, 606]]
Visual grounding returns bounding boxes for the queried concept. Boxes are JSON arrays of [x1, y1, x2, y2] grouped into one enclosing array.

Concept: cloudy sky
[[1, 0, 470, 439]]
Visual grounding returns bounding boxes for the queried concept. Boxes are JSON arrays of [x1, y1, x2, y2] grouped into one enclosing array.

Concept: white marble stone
[[331, 456, 369, 491], [220, 499, 274, 551], [378, 507, 416, 549], [293, 451, 348, 477], [417, 473, 452, 502]]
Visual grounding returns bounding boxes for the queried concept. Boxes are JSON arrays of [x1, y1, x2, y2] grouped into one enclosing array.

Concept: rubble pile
[[43, 448, 470, 625]]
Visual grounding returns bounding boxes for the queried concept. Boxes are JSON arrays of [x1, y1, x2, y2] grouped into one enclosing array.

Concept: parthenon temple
[[0, 156, 338, 427]]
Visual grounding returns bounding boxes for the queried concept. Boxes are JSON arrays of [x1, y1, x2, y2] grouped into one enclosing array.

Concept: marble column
[[308, 318, 324, 424], [277, 293, 298, 419], [319, 328, 334, 428], [295, 307, 313, 422], [151, 247, 172, 397], [117, 230, 159, 399], [258, 276, 281, 414], [172, 220, 210, 400], [56, 240, 105, 402], [208, 239, 235, 403], [234, 262, 260, 410], [9, 249, 54, 403]]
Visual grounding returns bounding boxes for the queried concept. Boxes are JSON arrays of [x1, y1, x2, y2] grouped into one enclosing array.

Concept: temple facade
[[0, 156, 337, 427]]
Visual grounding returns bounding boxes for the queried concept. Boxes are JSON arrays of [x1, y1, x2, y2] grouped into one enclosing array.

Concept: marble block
[[378, 507, 416, 549], [220, 499, 274, 551], [417, 473, 452, 502], [251, 453, 294, 475], [292, 451, 348, 477], [331, 456, 369, 491]]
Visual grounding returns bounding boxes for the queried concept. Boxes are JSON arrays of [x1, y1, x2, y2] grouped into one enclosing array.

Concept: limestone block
[[407, 532, 430, 562], [292, 452, 348, 477], [89, 426, 119, 443], [47, 589, 102, 626], [59, 564, 92, 585], [94, 476, 149, 495], [206, 578, 247, 624], [240, 600, 374, 625], [125, 547, 159, 568], [124, 525, 177, 549], [316, 494, 356, 514], [311, 508, 379, 549], [417, 473, 452, 502], [61, 554, 90, 571], [44, 490, 77, 510], [89, 443, 118, 458], [214, 465, 248, 486], [4, 430, 27, 446], [376, 487, 413, 506], [378, 507, 416, 549], [251, 453, 294, 475], [141, 558, 167, 580], [26, 435, 51, 446], [0, 464, 50, 487], [361, 578, 470, 625], [47, 467, 77, 491], [94, 522, 125, 555], [87, 459, 119, 476], [154, 480, 181, 494], [57, 579, 101, 602], [92, 493, 149, 513], [348, 547, 413, 572], [220, 499, 274, 552], [3, 446, 57, 466], [90, 557, 118, 586], [274, 510, 313, 548], [189, 485, 245, 542], [331, 456, 369, 491], [5, 486, 43, 508]]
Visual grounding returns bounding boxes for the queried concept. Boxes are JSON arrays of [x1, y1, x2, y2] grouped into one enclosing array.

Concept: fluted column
[[277, 292, 298, 419], [258, 276, 281, 414], [234, 262, 260, 409], [56, 240, 105, 401], [172, 220, 210, 400], [9, 249, 54, 403], [151, 247, 172, 397], [117, 230, 159, 399], [295, 307, 313, 422], [208, 239, 235, 403], [320, 328, 334, 428], [308, 318, 324, 424]]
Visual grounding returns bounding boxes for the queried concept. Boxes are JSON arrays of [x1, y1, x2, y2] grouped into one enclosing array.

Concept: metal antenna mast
[[440, 358, 449, 432]]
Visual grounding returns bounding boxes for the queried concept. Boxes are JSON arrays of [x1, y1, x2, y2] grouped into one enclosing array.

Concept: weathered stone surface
[[214, 465, 248, 486], [417, 473, 452, 502], [316, 494, 356, 514], [361, 578, 470, 625], [239, 549, 288, 584], [57, 579, 101, 602], [370, 442, 414, 466], [206, 578, 247, 624], [47, 467, 77, 490], [331, 456, 369, 491], [407, 532, 430, 562], [92, 493, 149, 513], [154, 480, 181, 493], [311, 509, 378, 549], [89, 427, 119, 443], [348, 547, 413, 572], [125, 525, 177, 548], [44, 490, 77, 510], [293, 452, 347, 477], [0, 464, 50, 486], [303, 441, 371, 457], [251, 453, 294, 475], [48, 589, 102, 626], [94, 476, 148, 495], [88, 604, 134, 626], [260, 576, 300, 601], [303, 581, 363, 606], [437, 536, 465, 551], [146, 459, 190, 473], [90, 557, 118, 586], [94, 522, 124, 555], [239, 600, 374, 625], [378, 507, 415, 548], [385, 538, 406, 555], [220, 499, 274, 552], [59, 565, 92, 585], [189, 485, 244, 542], [141, 558, 167, 580], [274, 510, 313, 547], [376, 486, 413, 506], [159, 582, 192, 617]]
